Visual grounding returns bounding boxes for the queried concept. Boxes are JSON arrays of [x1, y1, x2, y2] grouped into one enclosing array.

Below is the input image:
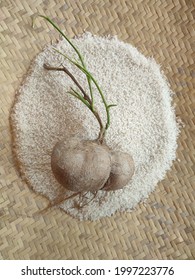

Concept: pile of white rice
[[11, 33, 179, 220]]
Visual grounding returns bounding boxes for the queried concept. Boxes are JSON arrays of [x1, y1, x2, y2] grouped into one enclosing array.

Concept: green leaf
[[108, 104, 117, 109], [68, 88, 91, 109], [33, 15, 84, 63]]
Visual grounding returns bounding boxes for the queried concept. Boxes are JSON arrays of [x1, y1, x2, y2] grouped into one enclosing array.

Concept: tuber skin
[[102, 151, 135, 191], [51, 136, 112, 192]]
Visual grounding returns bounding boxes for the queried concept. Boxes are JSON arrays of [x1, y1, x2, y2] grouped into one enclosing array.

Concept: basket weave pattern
[[0, 0, 194, 259]]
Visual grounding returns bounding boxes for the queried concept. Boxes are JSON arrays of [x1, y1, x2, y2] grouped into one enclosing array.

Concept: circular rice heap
[[11, 33, 179, 220]]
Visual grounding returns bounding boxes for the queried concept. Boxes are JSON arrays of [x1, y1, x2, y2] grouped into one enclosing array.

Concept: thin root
[[37, 190, 100, 215], [37, 191, 81, 214]]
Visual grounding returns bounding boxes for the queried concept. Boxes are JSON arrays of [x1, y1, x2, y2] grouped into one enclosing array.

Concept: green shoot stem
[[67, 60, 111, 131], [43, 63, 90, 104], [34, 15, 117, 142], [43, 64, 104, 141], [69, 88, 91, 109], [33, 16, 83, 64], [33, 15, 94, 111], [52, 48, 111, 132]]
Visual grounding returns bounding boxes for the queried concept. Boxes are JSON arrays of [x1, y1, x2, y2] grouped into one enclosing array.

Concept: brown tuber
[[102, 151, 135, 191], [51, 136, 112, 192], [51, 136, 135, 193]]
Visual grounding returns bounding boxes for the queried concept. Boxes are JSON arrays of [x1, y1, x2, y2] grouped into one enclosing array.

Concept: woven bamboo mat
[[0, 0, 194, 260]]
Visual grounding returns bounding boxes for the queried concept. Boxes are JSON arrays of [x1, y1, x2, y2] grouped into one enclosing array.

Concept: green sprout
[[32, 15, 117, 143]]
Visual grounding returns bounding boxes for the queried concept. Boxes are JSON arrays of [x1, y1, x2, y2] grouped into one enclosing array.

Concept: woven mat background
[[0, 0, 194, 260]]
